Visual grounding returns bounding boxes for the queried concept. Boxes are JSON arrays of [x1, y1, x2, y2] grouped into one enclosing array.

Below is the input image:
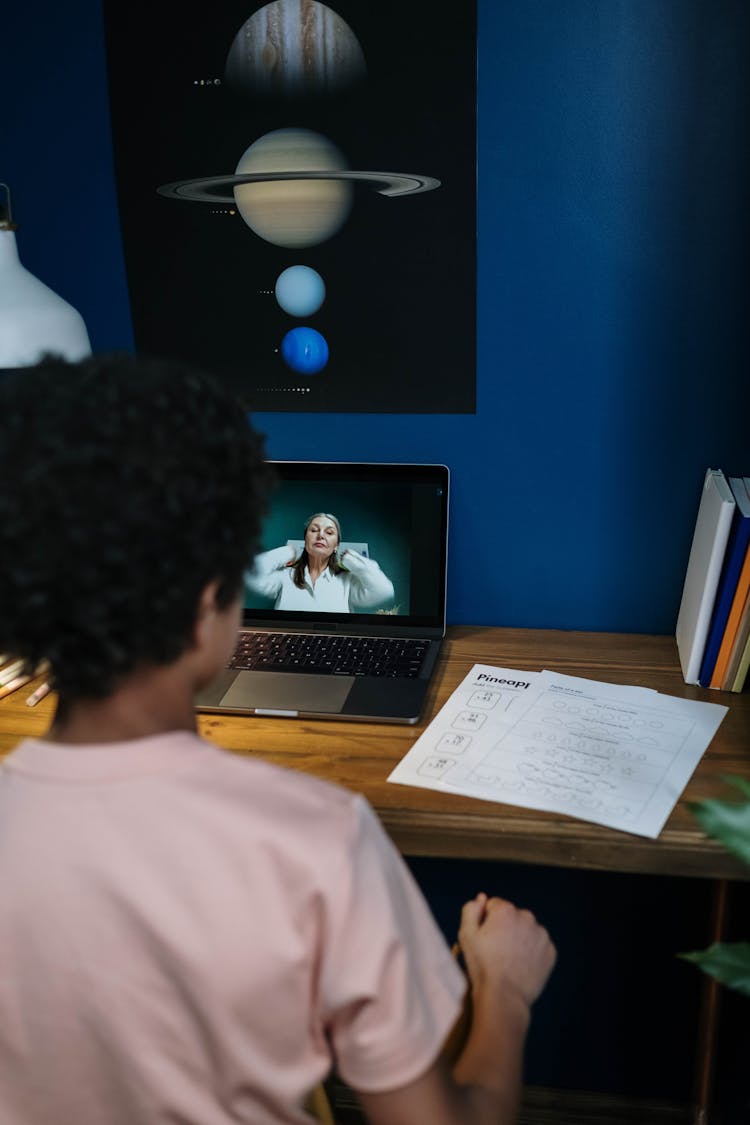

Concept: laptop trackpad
[[221, 671, 354, 714]]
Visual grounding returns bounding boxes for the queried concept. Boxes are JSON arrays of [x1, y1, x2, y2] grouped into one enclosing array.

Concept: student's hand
[[458, 893, 556, 1010]]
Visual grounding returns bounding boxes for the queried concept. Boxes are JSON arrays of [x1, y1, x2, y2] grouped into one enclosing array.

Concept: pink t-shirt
[[0, 733, 464, 1124]]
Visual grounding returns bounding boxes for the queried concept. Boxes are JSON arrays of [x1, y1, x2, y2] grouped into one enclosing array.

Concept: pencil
[[0, 674, 34, 701], [0, 659, 26, 687], [25, 681, 52, 707]]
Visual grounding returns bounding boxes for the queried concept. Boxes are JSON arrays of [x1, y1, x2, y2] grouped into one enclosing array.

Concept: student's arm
[[357, 895, 556, 1125]]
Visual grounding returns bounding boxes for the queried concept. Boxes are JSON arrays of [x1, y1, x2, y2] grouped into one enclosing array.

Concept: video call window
[[244, 479, 411, 615], [242, 465, 447, 626]]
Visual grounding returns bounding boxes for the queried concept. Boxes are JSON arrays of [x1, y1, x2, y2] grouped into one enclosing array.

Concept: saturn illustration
[[157, 127, 441, 249]]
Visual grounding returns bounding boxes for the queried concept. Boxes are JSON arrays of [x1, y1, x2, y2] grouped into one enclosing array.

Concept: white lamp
[[0, 183, 91, 368]]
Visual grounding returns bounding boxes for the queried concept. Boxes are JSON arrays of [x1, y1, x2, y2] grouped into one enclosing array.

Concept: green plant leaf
[[688, 778, 750, 866], [679, 942, 750, 997], [720, 774, 750, 800]]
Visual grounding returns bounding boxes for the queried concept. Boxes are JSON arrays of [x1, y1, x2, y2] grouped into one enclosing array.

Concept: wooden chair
[[305, 1082, 337, 1125]]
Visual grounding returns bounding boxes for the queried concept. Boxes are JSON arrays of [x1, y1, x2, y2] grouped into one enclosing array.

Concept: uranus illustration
[[281, 326, 329, 374], [275, 265, 326, 316]]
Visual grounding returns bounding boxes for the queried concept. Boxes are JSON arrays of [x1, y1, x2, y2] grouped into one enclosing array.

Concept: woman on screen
[[247, 511, 394, 612]]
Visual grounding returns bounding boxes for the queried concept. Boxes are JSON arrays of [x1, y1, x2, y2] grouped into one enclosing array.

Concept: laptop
[[195, 461, 449, 723]]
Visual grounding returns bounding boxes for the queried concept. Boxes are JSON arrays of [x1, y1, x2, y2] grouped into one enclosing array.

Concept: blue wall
[[4, 0, 748, 633]]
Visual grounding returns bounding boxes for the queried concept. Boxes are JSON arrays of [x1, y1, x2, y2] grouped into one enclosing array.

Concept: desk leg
[[693, 878, 729, 1125]]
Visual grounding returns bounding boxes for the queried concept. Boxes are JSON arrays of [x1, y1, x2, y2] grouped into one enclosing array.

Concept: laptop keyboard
[[229, 632, 431, 678]]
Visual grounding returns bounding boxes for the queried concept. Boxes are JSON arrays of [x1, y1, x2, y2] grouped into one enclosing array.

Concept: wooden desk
[[1, 627, 748, 880], [1, 627, 747, 1124]]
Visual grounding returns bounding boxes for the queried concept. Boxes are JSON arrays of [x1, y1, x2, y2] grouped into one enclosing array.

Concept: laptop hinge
[[243, 619, 443, 640]]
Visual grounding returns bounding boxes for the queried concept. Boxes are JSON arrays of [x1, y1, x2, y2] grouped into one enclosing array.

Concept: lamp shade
[[0, 186, 91, 368]]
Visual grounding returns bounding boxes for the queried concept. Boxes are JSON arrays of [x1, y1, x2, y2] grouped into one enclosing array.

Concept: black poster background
[[102, 0, 476, 413]]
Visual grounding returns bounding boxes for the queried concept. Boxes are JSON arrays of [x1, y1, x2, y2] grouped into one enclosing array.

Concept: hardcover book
[[698, 476, 750, 686], [675, 469, 735, 685]]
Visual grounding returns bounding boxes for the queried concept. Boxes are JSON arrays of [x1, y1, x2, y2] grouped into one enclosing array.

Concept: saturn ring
[[157, 170, 441, 201]]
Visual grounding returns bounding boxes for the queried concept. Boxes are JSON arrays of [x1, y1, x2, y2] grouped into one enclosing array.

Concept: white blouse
[[246, 545, 395, 612]]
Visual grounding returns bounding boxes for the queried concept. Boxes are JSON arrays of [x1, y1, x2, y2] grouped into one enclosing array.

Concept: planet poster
[[102, 0, 476, 413]]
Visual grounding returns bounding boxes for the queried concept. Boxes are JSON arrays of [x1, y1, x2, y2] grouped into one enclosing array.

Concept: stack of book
[[676, 469, 750, 691]]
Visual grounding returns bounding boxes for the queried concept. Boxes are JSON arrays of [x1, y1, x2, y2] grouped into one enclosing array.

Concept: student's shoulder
[[188, 732, 365, 831]]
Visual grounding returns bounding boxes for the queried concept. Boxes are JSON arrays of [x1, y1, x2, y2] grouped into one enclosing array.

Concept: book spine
[[709, 544, 750, 688], [730, 631, 750, 692], [698, 518, 750, 685]]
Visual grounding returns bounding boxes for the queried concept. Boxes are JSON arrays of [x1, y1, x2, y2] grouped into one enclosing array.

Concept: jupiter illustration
[[225, 0, 367, 98]]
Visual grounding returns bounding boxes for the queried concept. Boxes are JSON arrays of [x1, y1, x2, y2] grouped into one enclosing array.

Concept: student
[[0, 353, 555, 1125]]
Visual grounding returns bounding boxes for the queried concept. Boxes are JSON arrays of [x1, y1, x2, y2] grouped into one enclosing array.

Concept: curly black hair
[[0, 353, 272, 700]]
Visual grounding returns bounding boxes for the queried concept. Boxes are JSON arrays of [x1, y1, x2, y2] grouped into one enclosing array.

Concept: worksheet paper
[[387, 664, 728, 838]]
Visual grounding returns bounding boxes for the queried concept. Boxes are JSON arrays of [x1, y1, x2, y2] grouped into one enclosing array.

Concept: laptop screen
[[243, 461, 449, 632]]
